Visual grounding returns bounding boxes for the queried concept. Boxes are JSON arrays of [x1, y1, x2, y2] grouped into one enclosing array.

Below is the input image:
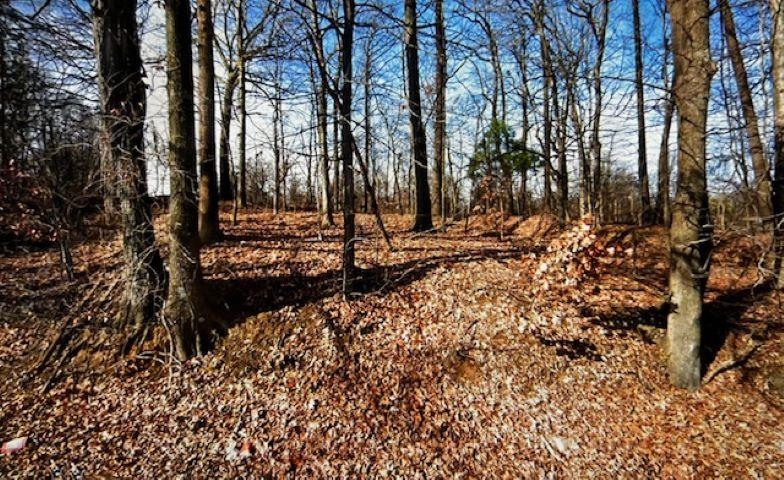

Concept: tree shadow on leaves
[[587, 282, 774, 376], [207, 247, 526, 328], [535, 336, 603, 361]]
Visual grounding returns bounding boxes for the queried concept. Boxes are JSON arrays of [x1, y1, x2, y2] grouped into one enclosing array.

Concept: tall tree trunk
[[656, 75, 675, 226], [433, 0, 446, 221], [237, 0, 247, 208], [218, 68, 238, 201], [363, 38, 373, 213], [656, 7, 673, 226], [316, 76, 334, 226], [405, 0, 433, 232], [197, 0, 221, 244], [514, 43, 532, 217], [341, 0, 356, 293], [307, 1, 334, 226], [720, 0, 772, 218], [590, 0, 610, 223], [536, 2, 553, 214], [273, 89, 281, 214], [666, 0, 715, 390], [771, 0, 784, 286], [633, 0, 652, 224], [92, 0, 164, 339], [568, 82, 590, 217], [164, 0, 223, 360], [554, 81, 569, 221], [333, 95, 341, 211]]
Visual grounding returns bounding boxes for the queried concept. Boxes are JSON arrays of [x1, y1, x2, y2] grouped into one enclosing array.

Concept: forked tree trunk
[[720, 0, 772, 219], [197, 0, 221, 244], [404, 0, 433, 232], [237, 1, 247, 209], [164, 0, 224, 360], [92, 0, 164, 338], [666, 0, 715, 390]]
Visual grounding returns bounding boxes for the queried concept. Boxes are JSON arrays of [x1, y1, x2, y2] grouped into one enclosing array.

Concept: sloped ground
[[0, 211, 782, 478]]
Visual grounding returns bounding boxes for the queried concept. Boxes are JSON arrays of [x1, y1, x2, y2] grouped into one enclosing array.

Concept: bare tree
[[433, 0, 447, 221], [92, 0, 164, 343], [405, 0, 433, 232], [197, 0, 221, 243], [340, 0, 356, 292], [163, 0, 224, 359], [666, 0, 715, 389], [719, 0, 772, 219], [632, 0, 651, 224]]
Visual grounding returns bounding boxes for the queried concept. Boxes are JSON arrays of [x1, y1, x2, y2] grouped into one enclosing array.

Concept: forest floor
[[1, 210, 783, 478]]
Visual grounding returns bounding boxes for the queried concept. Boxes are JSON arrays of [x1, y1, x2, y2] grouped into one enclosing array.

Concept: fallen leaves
[[0, 211, 782, 477]]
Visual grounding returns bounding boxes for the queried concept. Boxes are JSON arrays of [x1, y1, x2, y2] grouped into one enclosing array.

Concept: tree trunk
[[633, 0, 652, 224], [555, 82, 569, 221], [590, 0, 610, 223], [720, 0, 772, 219], [656, 77, 675, 227], [308, 1, 334, 226], [536, 2, 553, 214], [164, 0, 223, 360], [273, 89, 281, 214], [433, 0, 446, 222], [218, 68, 238, 201], [197, 0, 221, 244], [92, 0, 164, 338], [405, 0, 433, 232], [237, 3, 247, 209], [666, 0, 715, 390], [771, 0, 784, 286], [363, 37, 373, 214], [333, 95, 341, 211], [656, 8, 674, 227], [341, 0, 356, 293]]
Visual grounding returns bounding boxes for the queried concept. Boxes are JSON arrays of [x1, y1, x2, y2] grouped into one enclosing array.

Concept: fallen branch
[[703, 342, 761, 385]]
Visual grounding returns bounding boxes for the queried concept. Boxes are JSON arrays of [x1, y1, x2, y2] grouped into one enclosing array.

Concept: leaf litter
[[0, 211, 782, 478]]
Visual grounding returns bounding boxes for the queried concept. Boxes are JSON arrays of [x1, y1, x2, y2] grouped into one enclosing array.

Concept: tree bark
[[404, 0, 433, 232], [554, 81, 569, 221], [590, 0, 610, 223], [341, 0, 356, 293], [720, 0, 772, 219], [307, 0, 334, 226], [197, 0, 221, 244], [771, 0, 784, 286], [164, 0, 223, 360], [92, 0, 164, 338], [433, 0, 446, 221], [656, 75, 675, 227], [633, 0, 652, 224], [666, 0, 715, 390], [218, 68, 238, 201], [536, 2, 553, 214], [273, 88, 281, 214], [237, 0, 247, 209]]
